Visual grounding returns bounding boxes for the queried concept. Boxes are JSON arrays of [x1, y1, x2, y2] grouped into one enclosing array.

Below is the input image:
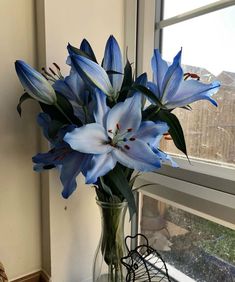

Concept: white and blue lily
[[68, 35, 123, 99], [64, 94, 169, 184], [148, 49, 220, 109], [15, 60, 57, 105]]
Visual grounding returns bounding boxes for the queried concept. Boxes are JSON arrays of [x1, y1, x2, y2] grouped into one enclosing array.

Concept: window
[[161, 3, 235, 166], [130, 1, 235, 281], [139, 194, 235, 282]]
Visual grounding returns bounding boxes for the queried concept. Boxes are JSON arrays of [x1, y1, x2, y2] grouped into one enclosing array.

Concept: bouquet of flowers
[[15, 35, 220, 281], [15, 35, 220, 216]]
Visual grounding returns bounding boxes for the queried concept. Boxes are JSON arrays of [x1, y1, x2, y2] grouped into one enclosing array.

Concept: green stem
[[147, 107, 161, 120], [82, 105, 88, 124], [55, 103, 73, 124]]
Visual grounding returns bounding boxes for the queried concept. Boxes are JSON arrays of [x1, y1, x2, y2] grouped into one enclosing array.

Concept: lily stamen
[[42, 67, 57, 82], [184, 72, 200, 81], [53, 62, 64, 79]]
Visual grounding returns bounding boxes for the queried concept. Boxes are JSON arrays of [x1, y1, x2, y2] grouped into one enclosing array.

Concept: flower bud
[[15, 60, 57, 105]]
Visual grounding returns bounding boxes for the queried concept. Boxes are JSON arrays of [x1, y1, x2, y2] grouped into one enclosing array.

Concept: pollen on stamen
[[124, 145, 130, 150], [127, 128, 132, 132], [53, 62, 61, 71], [116, 123, 120, 130], [108, 129, 113, 133], [129, 137, 135, 141], [49, 67, 56, 76]]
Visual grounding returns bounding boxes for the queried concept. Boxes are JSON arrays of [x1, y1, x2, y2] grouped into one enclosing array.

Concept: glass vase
[[93, 200, 128, 282]]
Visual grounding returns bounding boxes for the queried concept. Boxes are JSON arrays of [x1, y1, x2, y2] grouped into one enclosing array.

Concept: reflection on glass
[[160, 6, 235, 166], [163, 0, 218, 19], [140, 194, 235, 282]]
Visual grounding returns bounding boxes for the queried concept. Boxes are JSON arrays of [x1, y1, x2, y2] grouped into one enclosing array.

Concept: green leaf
[[142, 105, 160, 120], [40, 92, 82, 126], [100, 176, 113, 197], [17, 92, 33, 116], [106, 70, 123, 75], [122, 59, 133, 87], [47, 120, 64, 139], [129, 172, 141, 188], [156, 110, 188, 157], [118, 59, 133, 102], [132, 183, 155, 192], [131, 85, 163, 108], [107, 165, 136, 219]]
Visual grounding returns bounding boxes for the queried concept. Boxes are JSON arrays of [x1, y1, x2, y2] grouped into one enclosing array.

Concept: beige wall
[[0, 0, 41, 279]]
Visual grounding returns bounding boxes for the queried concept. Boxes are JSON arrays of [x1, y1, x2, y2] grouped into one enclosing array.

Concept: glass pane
[[140, 194, 235, 282], [161, 6, 235, 166], [163, 0, 217, 19]]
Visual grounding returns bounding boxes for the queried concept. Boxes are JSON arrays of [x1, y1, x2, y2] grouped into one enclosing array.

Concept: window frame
[[125, 0, 235, 232]]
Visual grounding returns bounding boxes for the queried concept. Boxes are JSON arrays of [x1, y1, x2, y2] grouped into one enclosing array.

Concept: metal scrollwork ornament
[[121, 234, 171, 282]]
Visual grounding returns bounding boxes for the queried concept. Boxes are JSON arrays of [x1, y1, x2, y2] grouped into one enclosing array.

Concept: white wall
[[38, 0, 126, 281], [0, 0, 41, 279]]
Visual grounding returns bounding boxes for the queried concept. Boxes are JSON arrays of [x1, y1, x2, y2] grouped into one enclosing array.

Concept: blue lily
[[15, 60, 57, 105], [148, 49, 220, 109], [68, 35, 124, 99], [33, 113, 92, 198], [64, 94, 169, 184], [69, 50, 114, 97], [53, 71, 95, 124]]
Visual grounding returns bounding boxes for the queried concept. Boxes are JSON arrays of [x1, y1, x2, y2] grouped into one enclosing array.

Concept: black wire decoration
[[121, 233, 171, 282]]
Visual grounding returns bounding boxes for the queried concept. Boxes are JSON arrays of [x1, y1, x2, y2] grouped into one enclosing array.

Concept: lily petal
[[161, 49, 183, 105], [80, 39, 97, 63], [54, 72, 86, 102], [94, 89, 110, 126], [128, 73, 148, 109], [135, 73, 147, 86], [106, 95, 141, 135], [37, 113, 51, 141], [15, 60, 57, 105], [60, 152, 89, 198], [64, 123, 112, 154], [70, 54, 114, 96], [147, 81, 161, 100], [152, 147, 178, 167], [32, 143, 72, 167], [151, 49, 168, 99], [165, 80, 220, 109], [113, 139, 161, 171], [103, 35, 123, 93], [85, 153, 116, 184], [136, 121, 168, 144]]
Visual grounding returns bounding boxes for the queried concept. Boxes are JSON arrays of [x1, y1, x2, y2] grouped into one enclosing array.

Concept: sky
[[161, 1, 235, 76]]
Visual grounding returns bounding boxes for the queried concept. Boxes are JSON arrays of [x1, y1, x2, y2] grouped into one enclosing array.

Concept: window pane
[[161, 6, 235, 166], [163, 0, 217, 19], [140, 194, 235, 281]]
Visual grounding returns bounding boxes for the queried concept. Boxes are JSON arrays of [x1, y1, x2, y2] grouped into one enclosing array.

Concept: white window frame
[[125, 0, 235, 234]]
